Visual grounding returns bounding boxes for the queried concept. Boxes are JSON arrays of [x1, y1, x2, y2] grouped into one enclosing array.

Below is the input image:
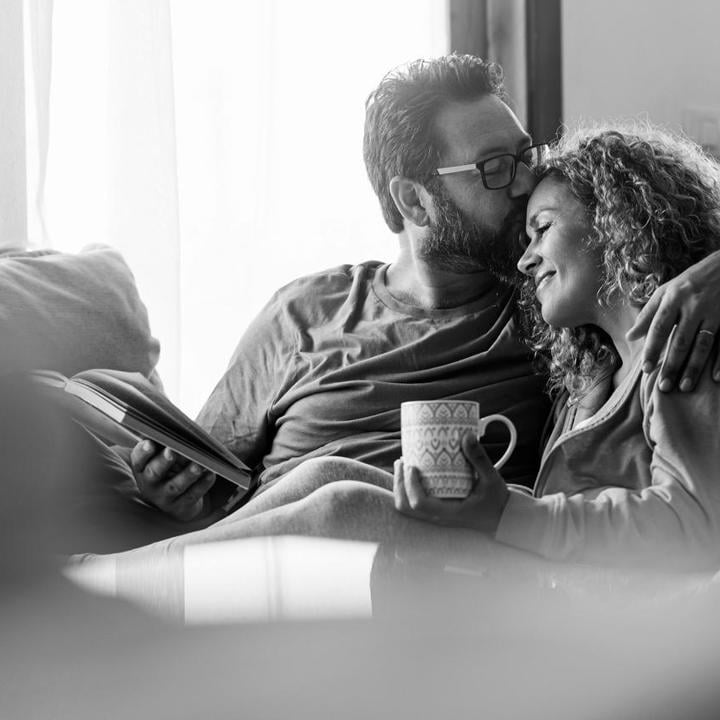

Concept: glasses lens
[[482, 155, 515, 189], [520, 144, 547, 169]]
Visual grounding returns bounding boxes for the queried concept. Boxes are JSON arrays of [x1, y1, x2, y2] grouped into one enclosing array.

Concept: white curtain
[[25, 0, 448, 415], [1, 0, 28, 247]]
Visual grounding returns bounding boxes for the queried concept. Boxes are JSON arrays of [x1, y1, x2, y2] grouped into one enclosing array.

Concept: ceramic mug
[[400, 400, 517, 499]]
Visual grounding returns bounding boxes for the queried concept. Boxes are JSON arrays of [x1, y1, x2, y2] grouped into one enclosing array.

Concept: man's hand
[[393, 434, 509, 535], [627, 249, 720, 392], [130, 440, 216, 522]]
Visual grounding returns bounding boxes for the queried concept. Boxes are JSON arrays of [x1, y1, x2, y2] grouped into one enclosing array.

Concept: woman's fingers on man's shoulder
[[656, 319, 720, 392], [673, 324, 719, 391], [636, 293, 679, 373], [658, 320, 695, 391]]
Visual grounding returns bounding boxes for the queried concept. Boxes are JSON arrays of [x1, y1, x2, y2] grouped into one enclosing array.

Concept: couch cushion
[[0, 246, 160, 377]]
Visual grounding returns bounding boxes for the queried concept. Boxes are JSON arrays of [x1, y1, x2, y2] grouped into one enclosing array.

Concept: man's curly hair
[[519, 122, 720, 398]]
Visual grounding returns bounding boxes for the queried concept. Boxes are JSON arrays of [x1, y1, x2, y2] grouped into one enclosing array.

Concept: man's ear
[[388, 176, 432, 228]]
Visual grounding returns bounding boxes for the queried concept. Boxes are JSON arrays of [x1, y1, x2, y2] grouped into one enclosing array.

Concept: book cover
[[33, 368, 255, 500]]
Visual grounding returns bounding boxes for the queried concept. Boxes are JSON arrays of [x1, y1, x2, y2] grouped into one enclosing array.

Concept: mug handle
[[478, 414, 517, 470]]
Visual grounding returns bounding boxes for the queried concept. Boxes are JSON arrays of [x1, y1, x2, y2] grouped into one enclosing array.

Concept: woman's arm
[[396, 370, 720, 570], [498, 367, 720, 570], [393, 436, 510, 536]]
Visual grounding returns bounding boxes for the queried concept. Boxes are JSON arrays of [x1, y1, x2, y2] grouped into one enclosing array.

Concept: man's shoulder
[[273, 260, 385, 301]]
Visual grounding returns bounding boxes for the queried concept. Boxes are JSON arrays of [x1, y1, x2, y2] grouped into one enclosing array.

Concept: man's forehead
[[434, 95, 530, 162]]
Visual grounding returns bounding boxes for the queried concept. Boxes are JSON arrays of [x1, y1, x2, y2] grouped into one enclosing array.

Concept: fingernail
[[680, 378, 692, 392], [163, 448, 174, 460], [190, 463, 201, 475], [142, 440, 153, 452], [642, 361, 654, 373], [659, 378, 672, 392], [714, 372, 720, 382]]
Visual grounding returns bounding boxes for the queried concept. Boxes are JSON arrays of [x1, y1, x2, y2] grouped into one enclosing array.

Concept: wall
[[563, 0, 720, 154]]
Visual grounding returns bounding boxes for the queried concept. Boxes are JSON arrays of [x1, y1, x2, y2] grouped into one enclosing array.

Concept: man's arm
[[627, 248, 720, 391], [129, 287, 300, 522]]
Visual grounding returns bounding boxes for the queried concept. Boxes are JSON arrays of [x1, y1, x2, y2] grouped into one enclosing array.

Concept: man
[[130, 54, 720, 525]]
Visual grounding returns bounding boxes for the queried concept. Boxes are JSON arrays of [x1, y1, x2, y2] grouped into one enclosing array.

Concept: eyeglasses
[[435, 143, 548, 190]]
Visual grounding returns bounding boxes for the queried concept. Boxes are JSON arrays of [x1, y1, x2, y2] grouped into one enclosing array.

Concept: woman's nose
[[517, 242, 539, 276]]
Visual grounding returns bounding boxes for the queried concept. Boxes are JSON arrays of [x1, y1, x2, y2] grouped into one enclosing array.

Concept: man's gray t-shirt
[[198, 262, 550, 488]]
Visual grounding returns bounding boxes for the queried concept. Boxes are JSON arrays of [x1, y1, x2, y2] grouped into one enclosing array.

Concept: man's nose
[[510, 162, 538, 197]]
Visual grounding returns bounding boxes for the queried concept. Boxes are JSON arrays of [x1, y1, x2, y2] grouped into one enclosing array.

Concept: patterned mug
[[400, 400, 517, 499]]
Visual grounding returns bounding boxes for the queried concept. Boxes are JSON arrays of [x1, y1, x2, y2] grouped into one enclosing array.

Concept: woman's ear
[[388, 176, 431, 228]]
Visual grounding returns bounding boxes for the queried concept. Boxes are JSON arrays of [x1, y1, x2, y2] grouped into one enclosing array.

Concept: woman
[[390, 123, 720, 571], [466, 123, 720, 570], [84, 123, 720, 574]]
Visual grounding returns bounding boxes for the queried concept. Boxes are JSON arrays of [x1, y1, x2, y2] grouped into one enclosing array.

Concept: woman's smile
[[535, 269, 556, 294]]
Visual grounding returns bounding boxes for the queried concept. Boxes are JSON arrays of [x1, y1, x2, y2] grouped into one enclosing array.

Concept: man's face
[[420, 95, 538, 281]]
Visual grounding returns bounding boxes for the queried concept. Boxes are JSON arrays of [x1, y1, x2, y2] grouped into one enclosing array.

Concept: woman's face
[[518, 176, 603, 328]]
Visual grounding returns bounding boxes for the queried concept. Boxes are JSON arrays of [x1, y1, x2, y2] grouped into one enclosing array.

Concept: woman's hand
[[627, 249, 720, 391], [393, 433, 509, 535]]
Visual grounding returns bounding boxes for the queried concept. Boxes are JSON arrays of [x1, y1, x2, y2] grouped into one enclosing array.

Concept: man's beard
[[421, 186, 528, 284]]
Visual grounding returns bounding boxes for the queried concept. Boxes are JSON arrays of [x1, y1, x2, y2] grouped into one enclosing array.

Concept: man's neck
[[385, 245, 504, 310]]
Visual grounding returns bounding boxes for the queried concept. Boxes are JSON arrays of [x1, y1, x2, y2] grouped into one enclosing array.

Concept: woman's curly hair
[[519, 122, 720, 398]]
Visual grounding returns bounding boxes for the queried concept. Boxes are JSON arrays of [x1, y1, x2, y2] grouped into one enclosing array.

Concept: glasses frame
[[434, 143, 549, 190]]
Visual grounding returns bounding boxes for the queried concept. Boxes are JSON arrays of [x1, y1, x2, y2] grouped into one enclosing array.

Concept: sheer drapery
[[24, 0, 448, 414], [1, 0, 27, 247]]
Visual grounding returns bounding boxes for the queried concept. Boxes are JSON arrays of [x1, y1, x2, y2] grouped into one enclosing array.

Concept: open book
[[33, 368, 256, 507]]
